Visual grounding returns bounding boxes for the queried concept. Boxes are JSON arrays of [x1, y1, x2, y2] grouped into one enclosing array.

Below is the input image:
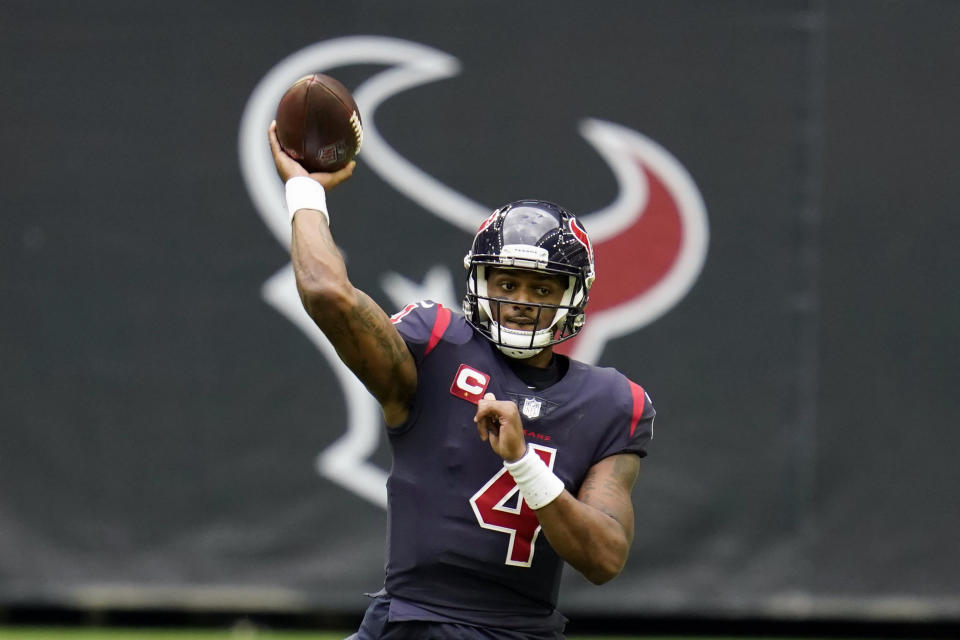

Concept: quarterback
[[268, 121, 655, 639]]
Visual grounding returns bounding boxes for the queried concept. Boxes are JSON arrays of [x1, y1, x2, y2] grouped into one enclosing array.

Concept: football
[[275, 73, 363, 172]]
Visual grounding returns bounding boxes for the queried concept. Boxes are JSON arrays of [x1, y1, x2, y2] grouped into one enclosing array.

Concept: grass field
[[0, 630, 859, 640], [0, 631, 669, 640], [0, 630, 860, 640]]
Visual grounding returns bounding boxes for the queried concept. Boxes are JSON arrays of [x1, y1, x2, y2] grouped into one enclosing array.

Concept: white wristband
[[504, 447, 565, 510], [285, 176, 329, 225]]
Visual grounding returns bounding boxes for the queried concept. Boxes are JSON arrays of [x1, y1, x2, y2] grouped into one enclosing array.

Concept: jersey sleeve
[[594, 372, 656, 461], [389, 301, 453, 366]]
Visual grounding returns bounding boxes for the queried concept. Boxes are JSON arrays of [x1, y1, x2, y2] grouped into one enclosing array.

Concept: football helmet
[[463, 200, 596, 359]]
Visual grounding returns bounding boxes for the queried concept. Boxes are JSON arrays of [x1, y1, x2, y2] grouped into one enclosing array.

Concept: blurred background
[[2, 0, 958, 637]]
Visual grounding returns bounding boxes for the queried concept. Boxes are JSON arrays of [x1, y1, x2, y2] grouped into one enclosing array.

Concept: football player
[[268, 121, 655, 639]]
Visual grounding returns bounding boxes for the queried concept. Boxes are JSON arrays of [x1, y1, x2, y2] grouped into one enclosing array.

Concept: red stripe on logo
[[569, 218, 593, 261], [390, 303, 418, 324], [425, 304, 451, 355], [477, 209, 499, 233], [628, 380, 646, 437]]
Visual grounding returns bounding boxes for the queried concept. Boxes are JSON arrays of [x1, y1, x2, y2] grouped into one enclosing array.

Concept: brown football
[[275, 73, 363, 172]]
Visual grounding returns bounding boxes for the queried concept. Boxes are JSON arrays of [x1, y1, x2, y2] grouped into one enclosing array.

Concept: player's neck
[[519, 347, 554, 369], [504, 350, 567, 391]]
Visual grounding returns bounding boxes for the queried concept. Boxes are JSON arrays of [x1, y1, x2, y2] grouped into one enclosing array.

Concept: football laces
[[350, 111, 363, 151]]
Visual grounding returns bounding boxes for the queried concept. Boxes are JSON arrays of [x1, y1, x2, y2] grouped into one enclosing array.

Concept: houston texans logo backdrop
[[238, 36, 709, 508]]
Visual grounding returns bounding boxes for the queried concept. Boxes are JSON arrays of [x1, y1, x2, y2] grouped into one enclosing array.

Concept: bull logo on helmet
[[239, 36, 708, 508]]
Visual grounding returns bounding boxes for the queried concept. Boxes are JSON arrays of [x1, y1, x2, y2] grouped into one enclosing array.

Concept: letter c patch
[[450, 364, 490, 404]]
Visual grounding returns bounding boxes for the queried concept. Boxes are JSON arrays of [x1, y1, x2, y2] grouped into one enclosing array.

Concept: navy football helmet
[[463, 200, 596, 358]]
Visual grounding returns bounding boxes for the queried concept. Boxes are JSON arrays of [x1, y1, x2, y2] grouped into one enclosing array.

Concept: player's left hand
[[475, 393, 527, 462], [268, 120, 355, 190]]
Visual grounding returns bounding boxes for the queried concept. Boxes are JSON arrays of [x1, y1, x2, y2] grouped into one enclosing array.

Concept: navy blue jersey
[[381, 301, 655, 631]]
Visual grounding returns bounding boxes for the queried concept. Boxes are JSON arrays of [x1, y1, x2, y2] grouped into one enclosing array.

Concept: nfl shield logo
[[521, 397, 542, 419]]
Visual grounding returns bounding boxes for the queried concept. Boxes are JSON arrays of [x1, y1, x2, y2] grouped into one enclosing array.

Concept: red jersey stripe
[[628, 380, 646, 437], [425, 304, 452, 355]]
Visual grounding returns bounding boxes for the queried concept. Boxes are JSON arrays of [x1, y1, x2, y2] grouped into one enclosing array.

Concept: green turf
[[0, 631, 728, 640], [11, 635, 668, 640], [0, 630, 855, 640], [1, 631, 340, 640]]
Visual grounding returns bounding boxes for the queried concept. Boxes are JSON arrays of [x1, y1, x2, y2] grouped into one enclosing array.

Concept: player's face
[[486, 267, 567, 332]]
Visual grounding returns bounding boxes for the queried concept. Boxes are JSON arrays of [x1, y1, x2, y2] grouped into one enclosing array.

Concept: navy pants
[[347, 595, 564, 640]]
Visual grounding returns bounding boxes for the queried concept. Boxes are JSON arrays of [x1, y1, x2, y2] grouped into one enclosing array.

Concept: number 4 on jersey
[[469, 445, 558, 567]]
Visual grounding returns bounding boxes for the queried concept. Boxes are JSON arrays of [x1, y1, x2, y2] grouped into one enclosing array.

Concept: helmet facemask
[[468, 264, 585, 359], [462, 200, 595, 359]]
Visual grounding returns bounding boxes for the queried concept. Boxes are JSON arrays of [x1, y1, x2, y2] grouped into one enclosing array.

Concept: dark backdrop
[[1, 0, 957, 624]]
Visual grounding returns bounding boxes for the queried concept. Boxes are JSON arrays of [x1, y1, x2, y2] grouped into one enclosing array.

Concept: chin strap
[[488, 321, 549, 359]]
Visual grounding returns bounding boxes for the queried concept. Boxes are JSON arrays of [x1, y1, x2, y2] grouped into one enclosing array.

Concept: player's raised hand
[[475, 393, 528, 463], [268, 120, 355, 190]]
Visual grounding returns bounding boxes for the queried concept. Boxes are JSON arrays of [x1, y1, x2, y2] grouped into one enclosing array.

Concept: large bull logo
[[239, 36, 708, 507]]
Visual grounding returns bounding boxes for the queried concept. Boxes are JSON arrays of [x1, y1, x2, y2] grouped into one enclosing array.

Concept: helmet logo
[[476, 209, 499, 234], [568, 218, 594, 267]]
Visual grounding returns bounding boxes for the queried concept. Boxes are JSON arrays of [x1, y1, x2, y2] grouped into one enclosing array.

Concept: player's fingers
[[268, 128, 310, 181], [474, 393, 497, 421], [315, 161, 356, 190], [267, 122, 292, 167], [486, 426, 500, 451], [490, 398, 519, 424], [267, 120, 280, 149], [475, 397, 502, 442], [476, 414, 488, 440]]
